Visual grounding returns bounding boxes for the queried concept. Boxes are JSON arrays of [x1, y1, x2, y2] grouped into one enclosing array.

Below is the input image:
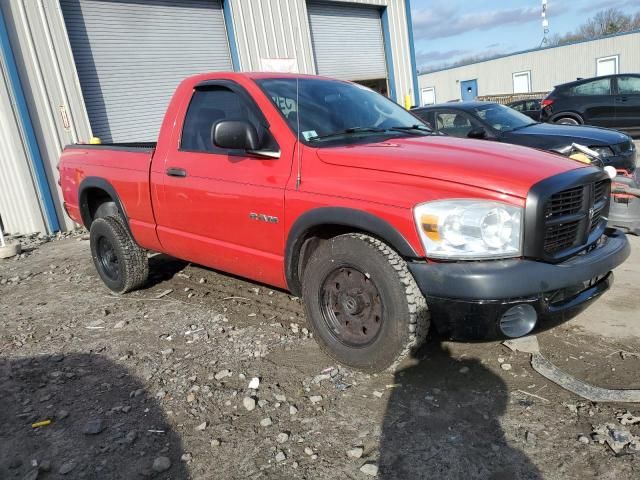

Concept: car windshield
[[472, 103, 536, 132], [256, 77, 431, 146]]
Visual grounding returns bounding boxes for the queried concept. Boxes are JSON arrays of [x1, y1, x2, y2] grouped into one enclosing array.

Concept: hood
[[510, 123, 629, 146], [316, 135, 586, 198]]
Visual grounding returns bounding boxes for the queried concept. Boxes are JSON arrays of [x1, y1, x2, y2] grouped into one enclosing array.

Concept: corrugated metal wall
[[419, 32, 640, 103], [228, 0, 415, 104], [0, 0, 417, 234], [0, 0, 91, 232], [0, 55, 46, 234]]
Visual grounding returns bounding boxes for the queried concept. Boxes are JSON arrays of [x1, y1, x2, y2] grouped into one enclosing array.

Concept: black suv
[[541, 74, 640, 136]]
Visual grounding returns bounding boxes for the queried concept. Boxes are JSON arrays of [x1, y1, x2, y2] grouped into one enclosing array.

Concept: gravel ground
[[1, 233, 639, 479]]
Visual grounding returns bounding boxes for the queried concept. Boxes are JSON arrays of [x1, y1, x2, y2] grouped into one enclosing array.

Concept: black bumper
[[606, 150, 636, 172], [408, 229, 630, 340]]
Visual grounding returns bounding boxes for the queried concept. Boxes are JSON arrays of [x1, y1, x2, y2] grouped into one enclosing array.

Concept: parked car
[[540, 74, 640, 136], [59, 73, 629, 371], [412, 101, 636, 171], [507, 99, 541, 121]]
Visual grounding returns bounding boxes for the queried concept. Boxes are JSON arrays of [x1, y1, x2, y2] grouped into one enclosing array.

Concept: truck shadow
[[0, 353, 189, 479], [144, 253, 190, 288], [378, 339, 542, 480]]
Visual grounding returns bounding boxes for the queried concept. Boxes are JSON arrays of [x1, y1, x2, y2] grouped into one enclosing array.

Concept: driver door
[[155, 82, 290, 287]]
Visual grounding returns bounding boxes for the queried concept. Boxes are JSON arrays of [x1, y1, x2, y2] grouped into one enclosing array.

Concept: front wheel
[[302, 234, 429, 372], [90, 216, 148, 293], [555, 116, 580, 125]]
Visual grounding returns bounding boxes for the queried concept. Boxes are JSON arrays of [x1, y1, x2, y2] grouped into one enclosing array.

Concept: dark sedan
[[412, 101, 636, 171], [507, 99, 541, 121]]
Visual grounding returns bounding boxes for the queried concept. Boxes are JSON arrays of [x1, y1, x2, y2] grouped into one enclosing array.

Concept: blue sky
[[410, 0, 640, 72]]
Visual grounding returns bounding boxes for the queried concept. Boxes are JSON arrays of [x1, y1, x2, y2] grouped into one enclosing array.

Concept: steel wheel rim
[[97, 236, 119, 281], [320, 266, 384, 347]]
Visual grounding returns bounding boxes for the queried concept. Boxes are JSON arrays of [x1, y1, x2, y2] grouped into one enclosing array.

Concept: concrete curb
[[0, 243, 21, 259]]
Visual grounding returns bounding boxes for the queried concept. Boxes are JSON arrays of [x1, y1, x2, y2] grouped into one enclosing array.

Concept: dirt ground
[[1, 233, 639, 480]]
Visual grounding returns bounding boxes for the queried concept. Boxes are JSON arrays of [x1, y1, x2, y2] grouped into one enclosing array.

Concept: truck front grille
[[542, 179, 610, 256], [544, 220, 581, 253]]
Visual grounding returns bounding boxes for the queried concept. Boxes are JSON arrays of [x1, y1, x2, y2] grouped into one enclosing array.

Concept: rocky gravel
[[1, 236, 640, 479]]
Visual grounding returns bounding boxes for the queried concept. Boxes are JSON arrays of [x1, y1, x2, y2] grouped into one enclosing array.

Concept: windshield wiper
[[387, 125, 433, 135], [508, 123, 537, 132], [308, 127, 387, 141], [308, 125, 434, 142]]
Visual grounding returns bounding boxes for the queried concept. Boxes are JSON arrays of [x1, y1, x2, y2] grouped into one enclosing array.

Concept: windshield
[[471, 103, 536, 132], [256, 78, 430, 146]]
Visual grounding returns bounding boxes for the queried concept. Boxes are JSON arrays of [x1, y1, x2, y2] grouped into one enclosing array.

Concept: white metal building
[[0, 0, 419, 234], [418, 30, 640, 105]]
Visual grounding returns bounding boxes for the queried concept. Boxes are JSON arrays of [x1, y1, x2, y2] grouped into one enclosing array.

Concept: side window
[[510, 102, 524, 112], [527, 100, 541, 110], [413, 110, 435, 129], [570, 79, 611, 96], [436, 112, 476, 138], [617, 76, 640, 95], [181, 87, 269, 153]]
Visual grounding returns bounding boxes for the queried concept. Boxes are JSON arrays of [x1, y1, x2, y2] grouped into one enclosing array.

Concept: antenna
[[539, 0, 550, 47], [295, 75, 302, 190]]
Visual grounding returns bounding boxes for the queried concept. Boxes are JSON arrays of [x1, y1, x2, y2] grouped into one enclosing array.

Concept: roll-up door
[[60, 0, 233, 143], [307, 1, 387, 82]]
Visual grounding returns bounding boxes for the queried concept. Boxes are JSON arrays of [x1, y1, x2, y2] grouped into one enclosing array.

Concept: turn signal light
[[420, 214, 441, 241]]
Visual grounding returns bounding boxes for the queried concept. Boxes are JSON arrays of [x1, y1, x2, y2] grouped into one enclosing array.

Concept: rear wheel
[[90, 216, 148, 293], [302, 233, 429, 372], [555, 116, 580, 125]]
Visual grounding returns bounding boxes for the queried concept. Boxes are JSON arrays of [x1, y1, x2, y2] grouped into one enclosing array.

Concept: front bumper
[[408, 229, 630, 340]]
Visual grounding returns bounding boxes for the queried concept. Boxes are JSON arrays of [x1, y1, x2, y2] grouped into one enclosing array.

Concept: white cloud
[[412, 4, 569, 40]]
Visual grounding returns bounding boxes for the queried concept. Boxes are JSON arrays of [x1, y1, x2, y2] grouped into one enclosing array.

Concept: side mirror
[[212, 120, 260, 151], [467, 127, 487, 139]]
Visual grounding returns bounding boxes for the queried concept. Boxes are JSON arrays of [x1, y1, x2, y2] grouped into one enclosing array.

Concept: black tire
[[555, 116, 580, 125], [302, 233, 429, 372], [89, 216, 148, 293]]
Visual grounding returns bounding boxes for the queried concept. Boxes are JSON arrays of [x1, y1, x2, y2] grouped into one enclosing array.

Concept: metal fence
[[476, 91, 549, 105]]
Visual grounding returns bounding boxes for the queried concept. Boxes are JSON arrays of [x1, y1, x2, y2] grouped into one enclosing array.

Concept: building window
[[512, 71, 531, 94], [421, 87, 436, 106], [596, 55, 619, 76]]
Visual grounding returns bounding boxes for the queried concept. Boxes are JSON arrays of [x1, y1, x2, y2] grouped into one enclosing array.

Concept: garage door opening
[[307, 1, 389, 92], [355, 78, 388, 96]]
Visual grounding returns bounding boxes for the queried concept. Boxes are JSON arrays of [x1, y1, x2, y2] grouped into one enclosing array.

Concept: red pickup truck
[[60, 72, 630, 371]]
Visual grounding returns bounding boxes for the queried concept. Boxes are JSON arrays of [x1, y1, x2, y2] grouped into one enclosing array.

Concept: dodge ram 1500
[[59, 73, 630, 371]]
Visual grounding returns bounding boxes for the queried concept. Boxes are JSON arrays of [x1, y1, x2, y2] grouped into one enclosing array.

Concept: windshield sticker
[[271, 96, 297, 116], [302, 130, 318, 141]]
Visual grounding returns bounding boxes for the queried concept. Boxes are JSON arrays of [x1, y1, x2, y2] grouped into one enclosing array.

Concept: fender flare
[[78, 177, 130, 231], [284, 207, 419, 295]]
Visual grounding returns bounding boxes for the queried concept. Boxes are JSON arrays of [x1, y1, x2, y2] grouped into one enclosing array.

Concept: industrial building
[[418, 30, 640, 105], [0, 0, 418, 235]]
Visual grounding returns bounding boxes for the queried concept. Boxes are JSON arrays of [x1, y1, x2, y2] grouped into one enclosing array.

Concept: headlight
[[414, 200, 522, 260], [590, 146, 614, 158]]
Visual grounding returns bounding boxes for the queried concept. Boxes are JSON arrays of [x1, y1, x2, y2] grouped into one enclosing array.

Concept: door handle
[[166, 167, 187, 177], [616, 96, 629, 102]]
